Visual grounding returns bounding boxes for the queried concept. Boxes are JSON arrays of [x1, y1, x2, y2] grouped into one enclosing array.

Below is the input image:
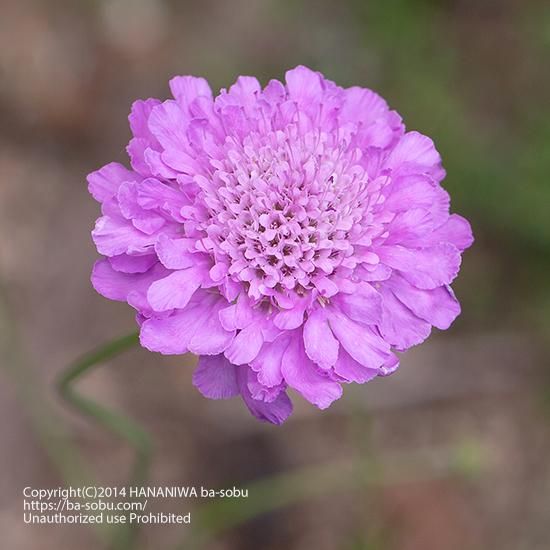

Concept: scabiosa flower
[[89, 66, 473, 424]]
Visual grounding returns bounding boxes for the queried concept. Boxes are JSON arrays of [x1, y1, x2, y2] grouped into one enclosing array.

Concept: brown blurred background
[[1, 0, 549, 549]]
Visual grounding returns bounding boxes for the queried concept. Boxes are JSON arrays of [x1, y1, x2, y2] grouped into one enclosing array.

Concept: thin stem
[[57, 331, 151, 550]]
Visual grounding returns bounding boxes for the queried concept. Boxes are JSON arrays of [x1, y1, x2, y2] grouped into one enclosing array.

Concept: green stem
[[57, 331, 151, 550]]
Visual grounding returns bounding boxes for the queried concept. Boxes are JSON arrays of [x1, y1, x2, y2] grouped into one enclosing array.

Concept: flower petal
[[148, 100, 189, 151], [303, 308, 339, 369], [250, 336, 289, 388], [155, 234, 196, 270], [340, 87, 389, 127], [147, 266, 206, 312], [327, 310, 390, 370], [224, 324, 264, 365], [92, 214, 156, 256], [389, 274, 461, 330], [108, 254, 157, 274], [140, 292, 234, 355], [285, 65, 323, 102], [187, 298, 235, 355], [87, 162, 138, 203], [377, 243, 461, 289], [238, 367, 292, 425], [385, 131, 443, 180], [281, 335, 342, 409], [92, 259, 165, 301], [140, 301, 204, 354], [193, 355, 239, 400], [427, 214, 474, 251], [129, 98, 161, 140], [334, 349, 379, 384], [378, 286, 432, 350], [335, 282, 382, 325], [169, 76, 213, 111]]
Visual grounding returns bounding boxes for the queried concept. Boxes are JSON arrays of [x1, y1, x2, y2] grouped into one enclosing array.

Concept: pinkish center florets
[[202, 126, 370, 300]]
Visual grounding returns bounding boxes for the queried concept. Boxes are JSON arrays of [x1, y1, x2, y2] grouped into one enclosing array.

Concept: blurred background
[[1, 0, 549, 548]]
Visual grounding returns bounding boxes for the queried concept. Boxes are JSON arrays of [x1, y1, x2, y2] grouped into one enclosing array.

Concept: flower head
[[89, 66, 473, 424]]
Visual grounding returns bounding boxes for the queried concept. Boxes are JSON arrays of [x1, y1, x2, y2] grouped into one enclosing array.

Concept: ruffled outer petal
[[378, 286, 432, 350], [92, 259, 167, 303], [334, 349, 380, 384], [327, 310, 391, 370], [385, 131, 444, 181], [140, 292, 235, 355], [88, 163, 139, 203], [250, 336, 288, 388], [281, 334, 343, 409], [285, 66, 324, 103], [388, 274, 460, 330], [147, 266, 207, 312], [237, 367, 293, 425], [303, 308, 339, 369], [193, 355, 239, 399], [377, 243, 461, 289], [224, 323, 264, 365], [193, 356, 292, 425]]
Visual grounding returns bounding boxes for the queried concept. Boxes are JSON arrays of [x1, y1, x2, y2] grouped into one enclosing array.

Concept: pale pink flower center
[[201, 126, 371, 299]]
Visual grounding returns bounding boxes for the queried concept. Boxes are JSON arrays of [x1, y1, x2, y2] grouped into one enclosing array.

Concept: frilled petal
[[340, 87, 389, 127], [303, 308, 339, 369], [327, 310, 390, 370], [378, 286, 432, 350], [334, 349, 379, 384], [108, 253, 157, 274], [92, 259, 163, 301], [281, 335, 342, 409], [148, 100, 189, 151], [250, 336, 289, 388], [285, 65, 324, 103], [237, 368, 292, 425], [385, 131, 444, 180], [127, 138, 153, 176], [334, 282, 382, 325], [187, 298, 235, 355], [389, 274, 461, 330], [140, 301, 203, 354], [87, 162, 138, 203], [193, 355, 239, 399], [246, 370, 285, 403], [426, 214, 474, 251], [218, 76, 262, 114], [385, 174, 449, 220], [169, 76, 213, 111], [273, 303, 307, 330], [129, 98, 161, 141], [380, 353, 400, 376], [377, 243, 461, 289], [146, 266, 207, 312], [117, 181, 166, 234], [224, 323, 264, 365], [140, 293, 234, 355], [154, 234, 196, 269], [92, 214, 157, 257]]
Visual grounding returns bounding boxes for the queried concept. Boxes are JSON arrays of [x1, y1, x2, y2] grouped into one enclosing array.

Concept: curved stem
[[57, 331, 151, 549]]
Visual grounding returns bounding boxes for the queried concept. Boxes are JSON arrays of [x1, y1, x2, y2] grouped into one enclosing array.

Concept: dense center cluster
[[202, 126, 369, 300]]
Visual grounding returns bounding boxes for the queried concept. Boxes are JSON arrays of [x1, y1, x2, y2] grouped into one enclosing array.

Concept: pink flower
[[89, 66, 473, 424]]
